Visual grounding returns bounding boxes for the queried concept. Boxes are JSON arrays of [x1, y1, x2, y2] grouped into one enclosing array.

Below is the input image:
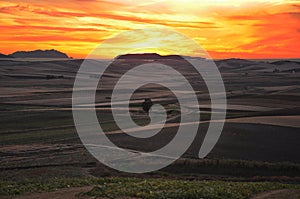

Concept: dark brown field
[[0, 58, 300, 198]]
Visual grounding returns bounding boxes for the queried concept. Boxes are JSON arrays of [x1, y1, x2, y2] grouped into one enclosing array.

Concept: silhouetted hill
[[9, 49, 69, 58], [272, 60, 300, 65], [214, 58, 300, 73], [116, 53, 183, 60], [0, 53, 12, 58], [215, 58, 255, 67]]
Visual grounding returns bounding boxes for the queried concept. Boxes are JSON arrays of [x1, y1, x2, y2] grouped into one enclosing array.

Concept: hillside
[[215, 58, 300, 72], [9, 49, 69, 58], [116, 53, 182, 60], [0, 53, 12, 58]]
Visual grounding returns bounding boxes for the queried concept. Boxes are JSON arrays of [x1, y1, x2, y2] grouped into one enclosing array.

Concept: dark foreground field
[[0, 58, 299, 198]]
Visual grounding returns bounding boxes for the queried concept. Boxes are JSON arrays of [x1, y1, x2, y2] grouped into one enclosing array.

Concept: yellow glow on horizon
[[127, 48, 172, 56], [0, 0, 299, 59]]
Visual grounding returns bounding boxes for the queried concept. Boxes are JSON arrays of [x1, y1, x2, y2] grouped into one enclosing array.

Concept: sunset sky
[[0, 0, 299, 59]]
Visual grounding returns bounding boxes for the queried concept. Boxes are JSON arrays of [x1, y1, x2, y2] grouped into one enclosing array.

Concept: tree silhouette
[[142, 98, 153, 114]]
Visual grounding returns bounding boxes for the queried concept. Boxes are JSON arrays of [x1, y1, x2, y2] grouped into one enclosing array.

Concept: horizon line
[[1, 49, 300, 61]]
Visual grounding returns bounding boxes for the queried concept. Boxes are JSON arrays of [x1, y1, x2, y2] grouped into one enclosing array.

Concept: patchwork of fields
[[0, 58, 300, 198]]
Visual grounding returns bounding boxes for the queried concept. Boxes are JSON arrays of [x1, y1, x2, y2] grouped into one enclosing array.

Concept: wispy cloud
[[0, 0, 299, 58]]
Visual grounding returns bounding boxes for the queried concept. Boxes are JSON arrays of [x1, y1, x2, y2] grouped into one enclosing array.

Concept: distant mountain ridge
[[0, 53, 12, 58], [116, 53, 180, 60], [8, 49, 69, 58], [116, 53, 204, 60]]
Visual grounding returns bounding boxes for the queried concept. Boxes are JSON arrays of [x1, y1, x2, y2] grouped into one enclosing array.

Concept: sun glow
[[128, 48, 172, 56], [0, 0, 299, 59]]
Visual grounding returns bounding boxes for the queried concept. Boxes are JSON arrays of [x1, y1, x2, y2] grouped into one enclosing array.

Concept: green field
[[1, 177, 299, 198]]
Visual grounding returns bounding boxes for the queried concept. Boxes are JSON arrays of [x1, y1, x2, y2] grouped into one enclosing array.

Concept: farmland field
[[0, 58, 300, 198]]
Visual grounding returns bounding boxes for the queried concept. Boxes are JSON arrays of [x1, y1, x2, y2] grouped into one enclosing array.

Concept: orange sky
[[0, 0, 299, 59]]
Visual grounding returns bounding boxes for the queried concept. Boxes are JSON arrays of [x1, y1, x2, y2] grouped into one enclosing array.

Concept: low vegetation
[[1, 177, 299, 198]]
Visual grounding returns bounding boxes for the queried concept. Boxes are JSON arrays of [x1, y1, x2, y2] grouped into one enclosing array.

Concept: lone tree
[[142, 98, 153, 114]]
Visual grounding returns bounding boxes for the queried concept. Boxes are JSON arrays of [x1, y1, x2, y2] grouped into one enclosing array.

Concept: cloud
[[0, 0, 299, 58]]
